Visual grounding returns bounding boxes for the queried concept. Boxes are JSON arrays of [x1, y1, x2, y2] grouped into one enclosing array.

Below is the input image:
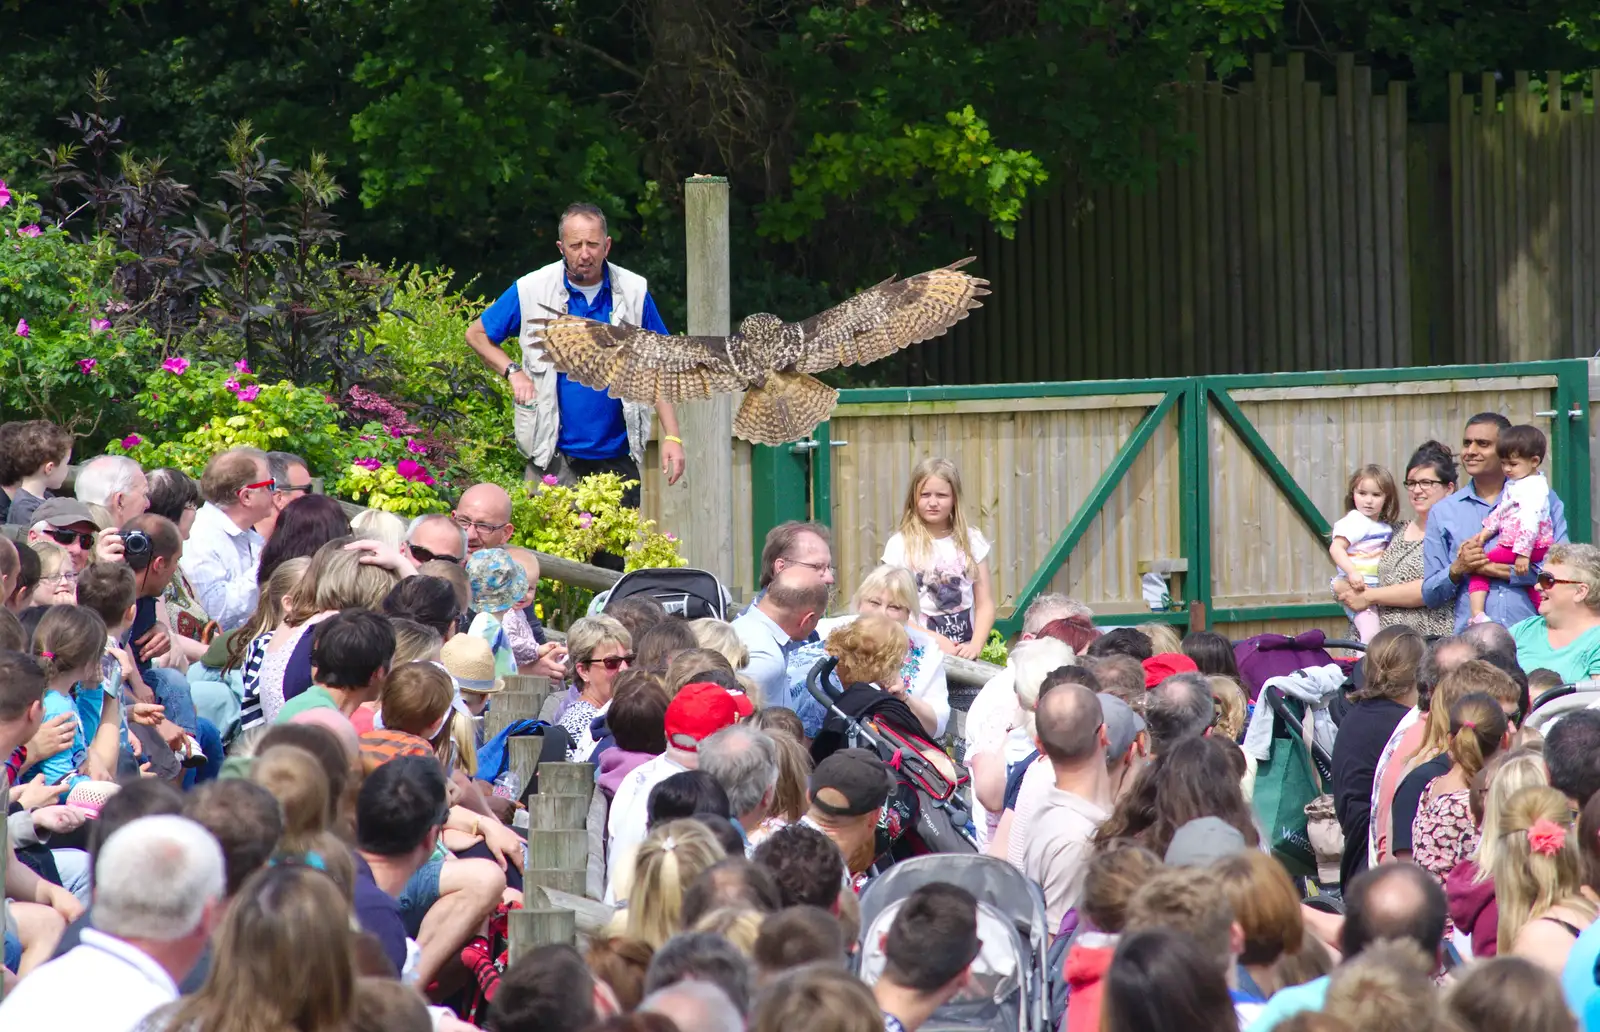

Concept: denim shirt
[[1421, 480, 1567, 632]]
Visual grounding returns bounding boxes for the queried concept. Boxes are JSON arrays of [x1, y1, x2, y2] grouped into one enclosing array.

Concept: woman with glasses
[[28, 541, 76, 606], [1336, 440, 1460, 638], [559, 615, 634, 761], [1507, 542, 1600, 685]]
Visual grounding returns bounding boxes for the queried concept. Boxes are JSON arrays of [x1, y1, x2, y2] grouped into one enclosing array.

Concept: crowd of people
[[1, 402, 1600, 1032]]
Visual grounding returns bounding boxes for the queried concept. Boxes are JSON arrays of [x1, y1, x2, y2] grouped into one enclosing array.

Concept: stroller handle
[[806, 654, 844, 709]]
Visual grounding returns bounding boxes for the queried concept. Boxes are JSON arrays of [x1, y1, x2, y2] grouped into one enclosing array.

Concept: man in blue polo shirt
[[465, 202, 687, 508], [1422, 411, 1567, 631]]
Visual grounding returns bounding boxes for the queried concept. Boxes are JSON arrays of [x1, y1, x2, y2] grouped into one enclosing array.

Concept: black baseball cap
[[809, 748, 895, 817]]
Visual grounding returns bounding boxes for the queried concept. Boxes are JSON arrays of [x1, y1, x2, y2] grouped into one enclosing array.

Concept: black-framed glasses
[[782, 557, 835, 575], [1537, 572, 1581, 591], [583, 654, 635, 673], [45, 529, 95, 549], [452, 513, 509, 535], [409, 544, 462, 565], [1403, 478, 1447, 490]]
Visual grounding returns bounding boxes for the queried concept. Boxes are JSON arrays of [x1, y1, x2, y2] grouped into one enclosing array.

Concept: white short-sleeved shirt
[[0, 929, 178, 1032], [882, 528, 991, 644], [604, 752, 686, 903]]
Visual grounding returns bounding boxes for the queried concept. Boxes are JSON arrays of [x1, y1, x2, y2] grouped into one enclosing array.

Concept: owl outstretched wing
[[529, 316, 749, 404], [781, 258, 989, 375]]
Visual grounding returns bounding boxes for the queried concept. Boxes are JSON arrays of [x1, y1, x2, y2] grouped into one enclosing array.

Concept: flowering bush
[[508, 472, 685, 573], [0, 184, 154, 442]]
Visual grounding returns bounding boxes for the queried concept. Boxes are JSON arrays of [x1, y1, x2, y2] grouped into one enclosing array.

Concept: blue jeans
[[398, 858, 444, 939], [51, 848, 92, 907], [3, 928, 20, 973], [144, 667, 199, 735]]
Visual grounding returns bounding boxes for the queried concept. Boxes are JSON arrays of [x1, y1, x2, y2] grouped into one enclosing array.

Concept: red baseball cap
[[1142, 652, 1199, 688], [665, 682, 755, 751]]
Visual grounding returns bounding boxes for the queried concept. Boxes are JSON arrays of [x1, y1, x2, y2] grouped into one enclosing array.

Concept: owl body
[[529, 258, 988, 444]]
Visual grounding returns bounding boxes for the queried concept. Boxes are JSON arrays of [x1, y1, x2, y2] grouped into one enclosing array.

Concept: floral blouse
[[1376, 523, 1457, 638], [1412, 782, 1478, 885]]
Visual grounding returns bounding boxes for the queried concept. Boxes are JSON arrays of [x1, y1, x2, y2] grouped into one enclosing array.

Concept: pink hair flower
[[78, 357, 98, 374], [18, 224, 40, 238], [121, 434, 142, 449], [1529, 818, 1568, 856], [162, 356, 190, 375]]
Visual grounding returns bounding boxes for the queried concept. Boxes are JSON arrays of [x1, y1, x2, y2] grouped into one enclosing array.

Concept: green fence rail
[[750, 360, 1593, 637]]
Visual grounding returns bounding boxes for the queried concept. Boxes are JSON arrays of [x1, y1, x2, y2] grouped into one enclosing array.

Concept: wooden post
[[527, 793, 590, 829], [536, 761, 596, 807], [484, 691, 544, 743], [508, 737, 544, 798], [657, 176, 735, 583], [507, 907, 577, 963], [528, 829, 590, 870]]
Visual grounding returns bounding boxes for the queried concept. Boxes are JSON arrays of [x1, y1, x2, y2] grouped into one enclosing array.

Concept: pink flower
[[90, 318, 110, 333], [665, 532, 678, 541], [396, 459, 428, 482], [14, 318, 28, 338], [0, 180, 10, 207], [224, 377, 241, 393], [359, 434, 376, 442], [120, 434, 142, 449], [236, 384, 260, 402], [541, 474, 559, 486], [162, 356, 190, 375], [405, 438, 427, 455], [354, 457, 382, 471], [235, 359, 252, 374], [388, 426, 404, 439], [77, 358, 98, 374], [578, 512, 594, 529], [1529, 819, 1567, 856], [18, 225, 40, 238], [421, 473, 436, 486]]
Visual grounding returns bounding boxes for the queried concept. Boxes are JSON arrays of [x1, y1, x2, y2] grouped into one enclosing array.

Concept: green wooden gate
[[750, 360, 1593, 636]]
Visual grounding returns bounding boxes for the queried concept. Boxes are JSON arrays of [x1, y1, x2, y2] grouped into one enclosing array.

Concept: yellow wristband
[[664, 435, 684, 445]]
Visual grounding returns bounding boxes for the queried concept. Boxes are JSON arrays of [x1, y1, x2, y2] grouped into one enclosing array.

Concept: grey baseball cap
[[1098, 692, 1147, 761]]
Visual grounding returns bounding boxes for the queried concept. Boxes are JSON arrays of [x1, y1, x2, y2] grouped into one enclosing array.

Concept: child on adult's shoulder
[[1329, 464, 1399, 643], [1466, 424, 1558, 623], [881, 457, 994, 660], [505, 546, 567, 678]]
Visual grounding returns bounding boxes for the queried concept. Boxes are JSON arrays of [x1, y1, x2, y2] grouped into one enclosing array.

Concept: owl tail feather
[[733, 371, 839, 446]]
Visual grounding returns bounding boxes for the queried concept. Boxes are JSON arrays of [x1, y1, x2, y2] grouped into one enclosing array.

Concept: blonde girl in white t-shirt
[[881, 457, 995, 659]]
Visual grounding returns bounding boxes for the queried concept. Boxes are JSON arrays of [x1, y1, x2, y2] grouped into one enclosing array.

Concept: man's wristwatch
[[503, 361, 523, 379]]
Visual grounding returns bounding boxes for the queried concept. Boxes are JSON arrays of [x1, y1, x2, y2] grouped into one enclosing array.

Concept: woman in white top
[[816, 564, 949, 737]]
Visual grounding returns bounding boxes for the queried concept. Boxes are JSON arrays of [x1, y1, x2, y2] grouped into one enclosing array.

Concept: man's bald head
[[640, 979, 745, 1032], [1456, 621, 1515, 663], [1342, 861, 1447, 959], [1035, 683, 1105, 766], [455, 482, 514, 551]]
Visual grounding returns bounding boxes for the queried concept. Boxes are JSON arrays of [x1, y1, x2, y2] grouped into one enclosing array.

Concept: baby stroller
[[590, 567, 733, 620], [805, 655, 977, 858], [856, 854, 1049, 1032]]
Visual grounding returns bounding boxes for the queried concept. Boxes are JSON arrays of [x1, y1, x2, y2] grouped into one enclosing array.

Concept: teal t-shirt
[[1563, 919, 1600, 1020], [1510, 617, 1600, 685], [1246, 975, 1330, 1032], [274, 683, 339, 724]]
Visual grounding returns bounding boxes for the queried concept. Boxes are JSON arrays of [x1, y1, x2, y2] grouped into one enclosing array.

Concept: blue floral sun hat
[[465, 548, 529, 614]]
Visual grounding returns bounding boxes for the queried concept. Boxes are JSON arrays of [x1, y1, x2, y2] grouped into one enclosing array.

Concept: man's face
[[556, 214, 611, 287], [31, 522, 97, 572], [1460, 422, 1502, 480], [238, 460, 278, 521], [274, 462, 313, 512], [114, 470, 150, 527], [406, 520, 467, 565], [773, 531, 835, 587], [454, 494, 512, 552]]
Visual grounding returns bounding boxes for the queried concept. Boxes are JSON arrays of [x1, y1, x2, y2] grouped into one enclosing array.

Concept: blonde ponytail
[[1446, 693, 1508, 782], [1493, 785, 1596, 954]]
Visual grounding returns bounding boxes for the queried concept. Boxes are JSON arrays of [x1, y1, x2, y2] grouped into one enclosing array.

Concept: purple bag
[[1232, 631, 1337, 703]]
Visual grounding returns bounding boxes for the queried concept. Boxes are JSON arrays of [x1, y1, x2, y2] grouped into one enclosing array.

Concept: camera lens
[[124, 529, 153, 571]]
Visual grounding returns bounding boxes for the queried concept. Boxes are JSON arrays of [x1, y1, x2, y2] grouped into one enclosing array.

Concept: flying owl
[[528, 258, 989, 445]]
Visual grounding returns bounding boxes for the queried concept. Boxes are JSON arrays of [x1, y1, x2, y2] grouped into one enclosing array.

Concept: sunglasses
[[45, 529, 95, 549], [408, 544, 462, 565], [1537, 572, 1581, 591], [240, 479, 277, 494], [583, 654, 635, 672]]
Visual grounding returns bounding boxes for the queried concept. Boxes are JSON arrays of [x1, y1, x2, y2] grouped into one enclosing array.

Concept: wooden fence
[[818, 361, 1595, 644], [906, 56, 1600, 383]]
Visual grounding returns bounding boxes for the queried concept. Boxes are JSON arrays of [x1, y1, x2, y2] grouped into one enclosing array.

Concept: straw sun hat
[[440, 634, 504, 694]]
